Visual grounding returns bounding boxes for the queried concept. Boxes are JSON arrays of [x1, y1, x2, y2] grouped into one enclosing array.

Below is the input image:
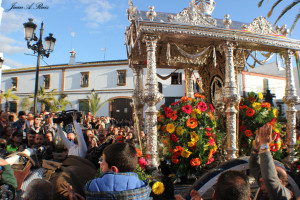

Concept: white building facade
[[1, 59, 290, 121]]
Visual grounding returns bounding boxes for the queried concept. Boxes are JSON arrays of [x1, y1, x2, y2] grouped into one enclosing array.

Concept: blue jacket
[[84, 172, 152, 200]]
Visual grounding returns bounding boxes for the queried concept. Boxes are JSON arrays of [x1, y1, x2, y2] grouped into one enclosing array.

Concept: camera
[[53, 110, 83, 125]]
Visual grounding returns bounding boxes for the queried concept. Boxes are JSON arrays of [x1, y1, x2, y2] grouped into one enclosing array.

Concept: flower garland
[[239, 92, 285, 159], [157, 94, 218, 176]]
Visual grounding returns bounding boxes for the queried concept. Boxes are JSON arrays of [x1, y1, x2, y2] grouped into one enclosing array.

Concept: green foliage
[[30, 86, 58, 112], [19, 96, 32, 112], [258, 0, 300, 33], [86, 93, 112, 117], [50, 93, 72, 112], [157, 95, 218, 176], [239, 92, 285, 159], [0, 88, 20, 112]]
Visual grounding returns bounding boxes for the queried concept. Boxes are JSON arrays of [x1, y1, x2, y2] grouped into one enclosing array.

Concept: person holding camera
[[57, 113, 87, 158]]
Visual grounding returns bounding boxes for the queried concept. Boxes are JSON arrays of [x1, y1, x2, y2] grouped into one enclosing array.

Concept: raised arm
[[72, 113, 87, 156], [259, 124, 292, 200], [57, 124, 74, 150]]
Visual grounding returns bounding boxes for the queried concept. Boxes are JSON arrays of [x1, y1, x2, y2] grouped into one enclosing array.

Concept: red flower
[[186, 118, 198, 129], [181, 105, 193, 114], [248, 96, 255, 103], [206, 158, 214, 165], [164, 107, 173, 118], [239, 102, 247, 109], [261, 102, 271, 108], [270, 143, 279, 152], [240, 125, 247, 132], [209, 104, 214, 113], [209, 138, 215, 146], [171, 134, 179, 142], [245, 130, 253, 137], [171, 155, 179, 164], [190, 158, 201, 167], [161, 125, 167, 133], [138, 158, 147, 170], [297, 165, 300, 171], [269, 118, 276, 126], [246, 108, 255, 117], [173, 146, 183, 156], [273, 132, 280, 141], [197, 102, 207, 112], [171, 101, 180, 106]]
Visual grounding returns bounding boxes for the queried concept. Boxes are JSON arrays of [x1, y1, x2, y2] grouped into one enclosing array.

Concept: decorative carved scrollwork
[[168, 0, 217, 26], [242, 16, 281, 35]]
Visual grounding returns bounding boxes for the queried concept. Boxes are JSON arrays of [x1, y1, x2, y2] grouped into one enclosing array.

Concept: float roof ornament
[[168, 0, 217, 26], [125, 0, 300, 69], [242, 16, 289, 36]]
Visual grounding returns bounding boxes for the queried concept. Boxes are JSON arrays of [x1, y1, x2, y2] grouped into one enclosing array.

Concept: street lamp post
[[23, 18, 56, 115]]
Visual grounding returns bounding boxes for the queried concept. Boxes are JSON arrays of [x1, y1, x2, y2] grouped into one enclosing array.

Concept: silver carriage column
[[133, 65, 145, 139], [223, 41, 239, 160], [185, 68, 194, 98], [283, 49, 299, 163], [143, 35, 163, 168]]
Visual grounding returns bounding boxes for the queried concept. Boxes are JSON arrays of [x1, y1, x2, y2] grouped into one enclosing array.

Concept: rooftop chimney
[[69, 49, 76, 65]]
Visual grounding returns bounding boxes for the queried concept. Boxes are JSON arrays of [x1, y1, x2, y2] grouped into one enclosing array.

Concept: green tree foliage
[[86, 92, 111, 117], [50, 93, 72, 113], [258, 0, 300, 33], [0, 88, 20, 112], [30, 86, 57, 112], [19, 96, 32, 112]]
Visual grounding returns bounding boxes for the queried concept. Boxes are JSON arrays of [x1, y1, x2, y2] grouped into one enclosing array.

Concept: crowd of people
[[0, 109, 298, 200]]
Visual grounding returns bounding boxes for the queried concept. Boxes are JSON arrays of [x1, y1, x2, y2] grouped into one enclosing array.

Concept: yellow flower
[[190, 131, 199, 142], [258, 92, 263, 99], [181, 149, 192, 158], [277, 138, 281, 149], [188, 141, 196, 147], [273, 108, 278, 118], [252, 102, 261, 111], [191, 108, 201, 118], [273, 128, 279, 133], [157, 125, 161, 130], [176, 126, 184, 136], [166, 123, 175, 134], [152, 181, 165, 195], [213, 143, 217, 152]]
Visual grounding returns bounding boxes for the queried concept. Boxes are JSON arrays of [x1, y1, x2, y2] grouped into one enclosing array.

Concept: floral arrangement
[[239, 92, 285, 159], [157, 94, 218, 176]]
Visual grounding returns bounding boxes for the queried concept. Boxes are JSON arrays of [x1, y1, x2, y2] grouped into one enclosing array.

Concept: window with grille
[[44, 74, 51, 89], [81, 72, 89, 87], [117, 70, 127, 86], [12, 77, 18, 91], [171, 73, 182, 85]]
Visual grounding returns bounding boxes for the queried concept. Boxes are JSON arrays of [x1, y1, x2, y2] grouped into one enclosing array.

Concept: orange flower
[[173, 146, 183, 156], [261, 102, 271, 108], [207, 112, 214, 120], [136, 148, 142, 157], [245, 130, 253, 137], [181, 96, 191, 102], [246, 108, 255, 117], [171, 155, 179, 164], [171, 110, 178, 121], [190, 158, 201, 167], [239, 102, 247, 109], [186, 118, 198, 129], [158, 115, 165, 122], [194, 93, 205, 99]]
